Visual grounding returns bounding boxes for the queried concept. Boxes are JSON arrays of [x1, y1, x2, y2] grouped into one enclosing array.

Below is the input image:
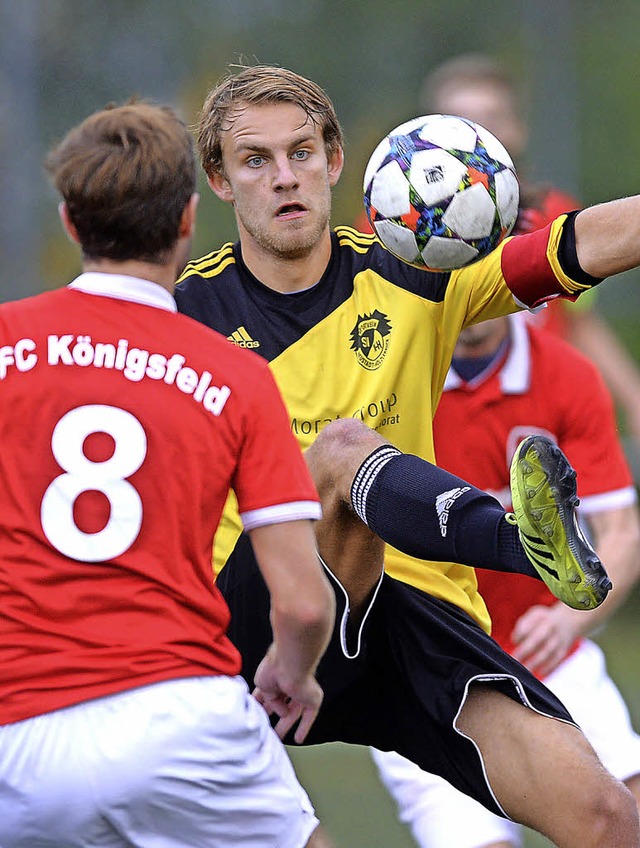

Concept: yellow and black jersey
[[176, 219, 587, 631]]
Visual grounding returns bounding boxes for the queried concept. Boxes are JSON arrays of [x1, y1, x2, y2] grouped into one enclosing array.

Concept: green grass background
[[287, 583, 640, 848]]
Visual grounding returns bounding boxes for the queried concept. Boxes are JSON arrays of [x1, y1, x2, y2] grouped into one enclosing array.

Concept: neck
[[81, 257, 179, 295], [239, 229, 333, 294]]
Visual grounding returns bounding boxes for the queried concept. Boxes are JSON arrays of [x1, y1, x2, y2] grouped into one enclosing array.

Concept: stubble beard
[[238, 190, 332, 260]]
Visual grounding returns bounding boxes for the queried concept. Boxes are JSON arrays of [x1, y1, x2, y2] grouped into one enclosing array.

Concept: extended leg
[[457, 683, 640, 848], [308, 419, 610, 610]]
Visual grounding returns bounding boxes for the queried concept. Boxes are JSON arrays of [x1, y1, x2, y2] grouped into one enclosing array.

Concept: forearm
[[568, 313, 640, 437], [250, 520, 335, 683], [512, 504, 640, 675], [574, 196, 640, 279], [562, 505, 640, 639], [269, 598, 334, 685]]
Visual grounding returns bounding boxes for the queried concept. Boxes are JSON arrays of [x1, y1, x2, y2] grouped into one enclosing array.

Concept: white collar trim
[[68, 272, 177, 313]]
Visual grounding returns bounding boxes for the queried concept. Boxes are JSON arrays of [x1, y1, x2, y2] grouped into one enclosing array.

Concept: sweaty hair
[[196, 65, 344, 178], [419, 53, 523, 114], [45, 101, 196, 263]]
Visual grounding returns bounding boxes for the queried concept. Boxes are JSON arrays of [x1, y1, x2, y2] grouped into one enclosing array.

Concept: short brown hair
[[420, 53, 522, 114], [45, 101, 196, 263], [197, 65, 344, 178]]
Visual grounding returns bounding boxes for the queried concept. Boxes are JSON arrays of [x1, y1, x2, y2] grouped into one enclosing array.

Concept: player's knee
[[307, 419, 387, 490], [312, 418, 383, 457], [585, 776, 639, 845]]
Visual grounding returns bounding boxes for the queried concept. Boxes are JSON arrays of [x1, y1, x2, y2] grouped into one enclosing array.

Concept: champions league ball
[[363, 114, 519, 271]]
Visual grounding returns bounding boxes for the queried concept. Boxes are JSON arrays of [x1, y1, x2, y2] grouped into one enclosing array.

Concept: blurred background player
[[421, 52, 640, 456], [0, 100, 336, 848], [372, 312, 640, 848]]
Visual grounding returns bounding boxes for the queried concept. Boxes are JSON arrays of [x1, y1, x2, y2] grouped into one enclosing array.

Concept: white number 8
[[41, 404, 147, 562]]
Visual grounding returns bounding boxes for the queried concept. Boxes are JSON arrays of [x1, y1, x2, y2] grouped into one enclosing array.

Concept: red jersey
[[0, 273, 320, 725], [434, 315, 636, 660]]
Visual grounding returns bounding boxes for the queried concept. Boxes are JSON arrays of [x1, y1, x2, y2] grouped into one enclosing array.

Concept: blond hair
[[197, 65, 344, 177]]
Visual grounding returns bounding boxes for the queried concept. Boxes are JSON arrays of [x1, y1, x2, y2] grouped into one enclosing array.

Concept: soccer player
[[0, 100, 337, 848], [175, 64, 640, 846], [371, 312, 640, 847], [418, 52, 640, 445]]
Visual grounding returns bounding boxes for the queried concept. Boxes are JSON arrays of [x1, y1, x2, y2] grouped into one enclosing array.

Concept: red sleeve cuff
[[501, 224, 569, 307]]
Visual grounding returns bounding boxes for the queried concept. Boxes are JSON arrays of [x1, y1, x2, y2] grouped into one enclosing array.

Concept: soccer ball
[[363, 114, 519, 271]]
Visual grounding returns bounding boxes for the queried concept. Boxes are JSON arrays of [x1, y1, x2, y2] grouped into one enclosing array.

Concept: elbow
[[295, 581, 336, 633], [272, 576, 336, 635]]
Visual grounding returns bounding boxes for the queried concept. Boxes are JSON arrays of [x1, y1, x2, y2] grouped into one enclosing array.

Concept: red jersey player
[[416, 51, 640, 446], [0, 101, 335, 848], [372, 313, 640, 848]]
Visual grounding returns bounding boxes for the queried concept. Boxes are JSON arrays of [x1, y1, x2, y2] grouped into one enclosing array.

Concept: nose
[[273, 155, 299, 191]]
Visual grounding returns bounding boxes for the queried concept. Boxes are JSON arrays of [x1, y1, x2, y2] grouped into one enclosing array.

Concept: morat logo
[[350, 310, 391, 371]]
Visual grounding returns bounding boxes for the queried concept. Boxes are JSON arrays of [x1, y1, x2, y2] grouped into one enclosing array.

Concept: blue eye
[[292, 150, 309, 161]]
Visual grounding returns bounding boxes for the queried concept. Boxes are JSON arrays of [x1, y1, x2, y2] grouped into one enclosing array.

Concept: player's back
[[0, 279, 270, 723]]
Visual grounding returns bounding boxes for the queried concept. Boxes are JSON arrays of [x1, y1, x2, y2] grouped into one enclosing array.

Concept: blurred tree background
[[1, 2, 639, 845]]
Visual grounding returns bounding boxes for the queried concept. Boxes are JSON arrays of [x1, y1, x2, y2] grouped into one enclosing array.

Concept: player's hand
[[510, 603, 581, 678], [252, 647, 324, 744]]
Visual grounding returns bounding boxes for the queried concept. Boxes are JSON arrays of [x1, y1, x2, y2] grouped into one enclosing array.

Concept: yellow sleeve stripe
[[177, 243, 235, 282], [546, 216, 593, 295]]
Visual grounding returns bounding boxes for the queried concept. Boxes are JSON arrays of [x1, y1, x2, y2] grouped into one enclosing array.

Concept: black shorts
[[217, 534, 575, 817]]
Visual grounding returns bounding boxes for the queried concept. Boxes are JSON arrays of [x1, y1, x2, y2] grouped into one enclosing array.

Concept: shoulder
[[333, 226, 452, 302], [175, 243, 241, 320], [527, 323, 607, 389], [177, 242, 237, 287]]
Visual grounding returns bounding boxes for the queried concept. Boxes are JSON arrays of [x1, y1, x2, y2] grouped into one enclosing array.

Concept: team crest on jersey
[[350, 310, 391, 371]]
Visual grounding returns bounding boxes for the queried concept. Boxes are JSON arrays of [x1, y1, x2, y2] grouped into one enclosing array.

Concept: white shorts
[[0, 675, 318, 848], [371, 639, 640, 848]]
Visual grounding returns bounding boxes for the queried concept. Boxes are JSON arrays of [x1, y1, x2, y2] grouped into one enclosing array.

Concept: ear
[[58, 202, 81, 245], [207, 171, 234, 204], [327, 146, 344, 188], [179, 193, 200, 239]]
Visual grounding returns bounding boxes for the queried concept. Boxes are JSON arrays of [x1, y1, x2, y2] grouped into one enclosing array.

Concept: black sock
[[350, 447, 538, 578]]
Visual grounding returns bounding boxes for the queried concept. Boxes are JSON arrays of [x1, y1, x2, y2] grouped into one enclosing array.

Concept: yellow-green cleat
[[509, 434, 612, 610]]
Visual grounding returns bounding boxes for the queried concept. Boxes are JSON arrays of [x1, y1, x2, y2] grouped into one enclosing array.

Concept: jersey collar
[[68, 272, 177, 313], [443, 314, 531, 394]]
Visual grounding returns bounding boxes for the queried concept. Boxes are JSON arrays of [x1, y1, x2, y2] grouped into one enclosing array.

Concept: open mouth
[[276, 203, 307, 217]]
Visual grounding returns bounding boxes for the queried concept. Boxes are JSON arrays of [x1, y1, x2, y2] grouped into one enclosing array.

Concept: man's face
[[433, 83, 527, 161], [455, 316, 510, 358], [209, 102, 343, 260]]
